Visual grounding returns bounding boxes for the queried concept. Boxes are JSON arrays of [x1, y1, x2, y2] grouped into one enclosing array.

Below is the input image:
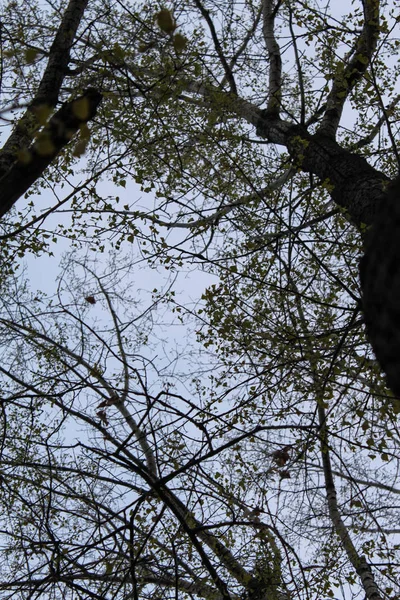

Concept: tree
[[0, 0, 399, 599]]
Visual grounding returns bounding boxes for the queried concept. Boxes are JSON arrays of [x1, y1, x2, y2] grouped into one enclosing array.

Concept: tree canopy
[[0, 0, 399, 599]]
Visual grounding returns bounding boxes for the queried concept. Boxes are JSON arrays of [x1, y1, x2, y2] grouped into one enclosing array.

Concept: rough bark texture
[[300, 132, 389, 227], [254, 115, 389, 229], [255, 112, 400, 399], [360, 176, 400, 398], [0, 0, 90, 181], [0, 89, 102, 218]]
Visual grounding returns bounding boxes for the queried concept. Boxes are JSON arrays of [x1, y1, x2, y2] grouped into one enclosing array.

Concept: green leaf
[[173, 33, 187, 53], [25, 47, 39, 64], [156, 9, 176, 34]]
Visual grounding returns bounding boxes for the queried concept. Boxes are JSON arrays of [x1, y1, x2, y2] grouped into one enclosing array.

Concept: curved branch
[[193, 0, 237, 95], [262, 0, 282, 116], [318, 0, 380, 137], [319, 403, 383, 600], [288, 3, 305, 124], [0, 0, 90, 179], [0, 88, 102, 218], [277, 261, 384, 600], [220, 4, 263, 89], [117, 168, 294, 230], [354, 93, 400, 150]]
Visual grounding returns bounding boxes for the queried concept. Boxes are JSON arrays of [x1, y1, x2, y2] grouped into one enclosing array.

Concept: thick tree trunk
[[360, 176, 400, 398], [0, 89, 102, 219], [0, 0, 92, 217], [255, 113, 389, 229], [256, 111, 400, 398]]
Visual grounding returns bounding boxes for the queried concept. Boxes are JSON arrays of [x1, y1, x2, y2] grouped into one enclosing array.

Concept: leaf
[[25, 48, 39, 64], [79, 123, 91, 139], [156, 9, 176, 33], [97, 410, 108, 425], [32, 104, 52, 126], [34, 133, 55, 156], [173, 33, 187, 53], [73, 138, 89, 157], [17, 148, 32, 164], [113, 42, 125, 60], [72, 96, 90, 120]]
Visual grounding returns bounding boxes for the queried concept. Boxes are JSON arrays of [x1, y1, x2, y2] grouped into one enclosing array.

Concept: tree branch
[[193, 0, 237, 95], [0, 88, 102, 218], [262, 0, 282, 116], [319, 403, 383, 600], [0, 0, 90, 179], [318, 0, 380, 137]]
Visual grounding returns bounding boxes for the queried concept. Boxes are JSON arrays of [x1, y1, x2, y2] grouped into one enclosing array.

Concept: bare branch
[[262, 0, 283, 116], [193, 0, 238, 95], [318, 0, 380, 137], [319, 405, 384, 600], [116, 168, 294, 230]]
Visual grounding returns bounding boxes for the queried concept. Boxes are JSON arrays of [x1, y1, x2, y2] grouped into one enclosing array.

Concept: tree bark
[[0, 89, 102, 219]]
